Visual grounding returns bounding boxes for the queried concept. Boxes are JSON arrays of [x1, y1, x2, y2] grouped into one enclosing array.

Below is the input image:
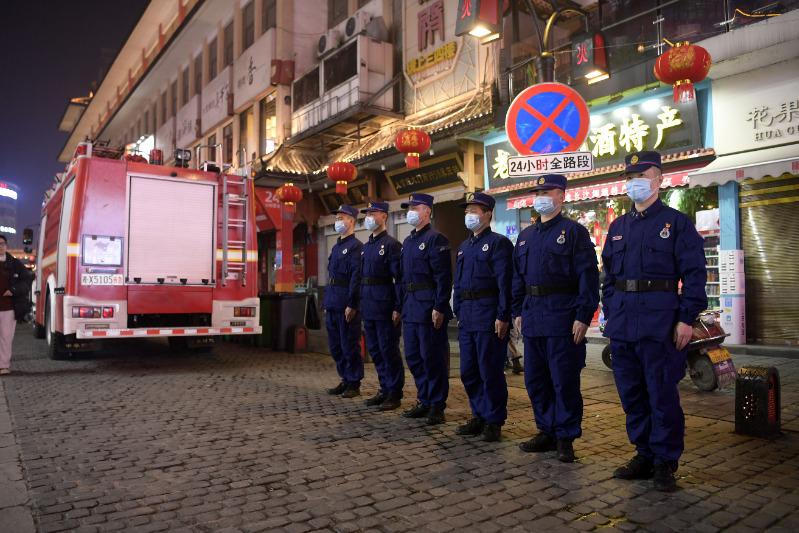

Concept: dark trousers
[[363, 319, 405, 397], [523, 335, 586, 440], [459, 329, 508, 425], [325, 310, 363, 387], [610, 338, 687, 466], [403, 321, 449, 409]]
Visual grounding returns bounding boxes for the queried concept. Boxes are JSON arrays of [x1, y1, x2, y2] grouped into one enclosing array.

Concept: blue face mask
[[533, 196, 557, 215], [364, 216, 378, 231], [334, 220, 348, 234], [406, 210, 421, 227], [464, 213, 482, 231], [626, 177, 654, 203]]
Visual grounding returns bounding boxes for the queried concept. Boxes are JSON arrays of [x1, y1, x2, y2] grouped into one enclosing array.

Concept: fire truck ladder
[[220, 173, 250, 287]]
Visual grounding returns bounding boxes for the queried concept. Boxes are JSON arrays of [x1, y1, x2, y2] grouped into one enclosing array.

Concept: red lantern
[[654, 42, 711, 104], [327, 162, 357, 194], [276, 182, 303, 213], [607, 206, 616, 227], [593, 221, 603, 247], [395, 128, 431, 169]]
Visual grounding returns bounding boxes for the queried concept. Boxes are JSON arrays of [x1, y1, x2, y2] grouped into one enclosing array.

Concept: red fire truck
[[33, 140, 261, 358]]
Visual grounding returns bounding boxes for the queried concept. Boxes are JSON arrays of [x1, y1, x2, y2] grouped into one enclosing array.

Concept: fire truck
[[33, 140, 261, 358]]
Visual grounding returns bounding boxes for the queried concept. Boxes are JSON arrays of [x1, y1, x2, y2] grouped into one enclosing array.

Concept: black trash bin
[[264, 293, 307, 351]]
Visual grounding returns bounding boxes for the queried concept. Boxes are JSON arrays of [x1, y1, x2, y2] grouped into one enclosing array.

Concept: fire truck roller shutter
[[126, 176, 216, 285]]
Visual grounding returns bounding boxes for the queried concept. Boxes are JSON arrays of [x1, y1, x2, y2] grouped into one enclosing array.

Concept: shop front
[[689, 59, 799, 345]]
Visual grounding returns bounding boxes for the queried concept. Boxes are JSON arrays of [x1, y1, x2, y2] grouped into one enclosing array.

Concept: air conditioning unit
[[317, 29, 341, 58], [344, 11, 372, 40]]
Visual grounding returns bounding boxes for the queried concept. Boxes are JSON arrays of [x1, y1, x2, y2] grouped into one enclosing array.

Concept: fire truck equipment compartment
[[126, 176, 216, 285]]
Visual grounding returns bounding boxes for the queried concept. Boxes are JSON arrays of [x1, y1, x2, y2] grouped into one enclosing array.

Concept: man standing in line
[[453, 192, 513, 442], [323, 205, 364, 399], [512, 174, 599, 463], [601, 151, 707, 492], [359, 201, 404, 411], [399, 193, 452, 425]]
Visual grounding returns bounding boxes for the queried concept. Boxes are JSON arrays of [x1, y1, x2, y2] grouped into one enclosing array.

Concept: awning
[[688, 144, 799, 188], [507, 171, 689, 210]]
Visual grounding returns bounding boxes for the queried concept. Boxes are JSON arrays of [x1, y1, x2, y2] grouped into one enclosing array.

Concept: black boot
[[378, 393, 401, 411], [402, 402, 430, 418], [364, 392, 385, 407], [519, 432, 556, 453], [613, 455, 655, 480], [327, 382, 346, 395], [340, 386, 360, 399], [455, 417, 485, 436], [557, 439, 575, 463], [511, 357, 523, 375], [653, 463, 678, 492], [482, 424, 502, 442], [426, 406, 445, 425]]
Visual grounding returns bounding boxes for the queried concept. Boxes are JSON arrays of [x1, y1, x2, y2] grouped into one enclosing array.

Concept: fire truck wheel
[[33, 322, 46, 339], [45, 297, 69, 360]]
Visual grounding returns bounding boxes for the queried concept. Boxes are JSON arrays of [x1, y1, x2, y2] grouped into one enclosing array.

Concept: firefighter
[[359, 201, 404, 411], [601, 151, 707, 492], [399, 193, 452, 425], [453, 192, 513, 442], [323, 205, 364, 399], [512, 174, 599, 463]]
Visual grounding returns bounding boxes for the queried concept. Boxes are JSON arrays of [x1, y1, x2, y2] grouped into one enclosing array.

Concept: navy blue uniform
[[323, 234, 364, 388], [601, 199, 707, 467], [401, 224, 452, 410], [512, 214, 599, 440], [360, 230, 405, 398], [454, 230, 513, 426]]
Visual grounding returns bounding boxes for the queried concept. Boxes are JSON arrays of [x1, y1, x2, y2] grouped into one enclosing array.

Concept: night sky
[[0, 0, 148, 244]]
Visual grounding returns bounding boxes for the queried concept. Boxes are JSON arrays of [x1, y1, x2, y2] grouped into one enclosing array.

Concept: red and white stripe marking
[[77, 326, 261, 339]]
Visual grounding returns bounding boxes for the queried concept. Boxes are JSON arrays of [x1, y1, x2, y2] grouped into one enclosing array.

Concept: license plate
[[707, 347, 732, 364], [81, 274, 123, 286]]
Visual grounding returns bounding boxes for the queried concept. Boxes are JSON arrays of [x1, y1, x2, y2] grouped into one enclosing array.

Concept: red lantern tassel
[[284, 202, 296, 214], [336, 181, 348, 195], [405, 153, 420, 169], [674, 80, 695, 104]]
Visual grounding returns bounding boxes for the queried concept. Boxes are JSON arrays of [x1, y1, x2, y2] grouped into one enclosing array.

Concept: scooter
[[600, 311, 736, 392]]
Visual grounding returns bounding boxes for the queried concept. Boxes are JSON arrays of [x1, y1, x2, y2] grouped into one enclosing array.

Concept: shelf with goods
[[702, 232, 721, 311]]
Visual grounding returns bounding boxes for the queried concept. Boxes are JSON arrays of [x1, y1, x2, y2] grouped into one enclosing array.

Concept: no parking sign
[[505, 82, 590, 155]]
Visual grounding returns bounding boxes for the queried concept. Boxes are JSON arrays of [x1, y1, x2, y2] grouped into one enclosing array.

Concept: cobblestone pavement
[[1, 329, 798, 533]]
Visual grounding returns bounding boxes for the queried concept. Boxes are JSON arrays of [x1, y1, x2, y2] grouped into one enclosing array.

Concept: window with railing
[[194, 54, 202, 95], [323, 41, 357, 93], [223, 123, 233, 164], [160, 91, 167, 125], [260, 94, 277, 155], [181, 67, 190, 106], [170, 80, 177, 117], [224, 22, 234, 67], [328, 0, 347, 29], [293, 68, 320, 111], [243, 2, 255, 50]]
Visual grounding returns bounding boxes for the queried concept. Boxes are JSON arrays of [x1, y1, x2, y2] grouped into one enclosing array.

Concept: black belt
[[361, 276, 392, 286], [329, 277, 349, 287], [615, 279, 678, 292], [406, 282, 435, 292], [526, 285, 577, 296], [460, 289, 499, 300]]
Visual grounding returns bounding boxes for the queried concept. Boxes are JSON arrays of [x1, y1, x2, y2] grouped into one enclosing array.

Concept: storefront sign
[[505, 171, 689, 209], [175, 95, 199, 149], [201, 66, 232, 135], [233, 29, 275, 110], [507, 151, 593, 177], [403, 0, 464, 89], [571, 32, 608, 82], [711, 60, 799, 154], [386, 153, 463, 195]]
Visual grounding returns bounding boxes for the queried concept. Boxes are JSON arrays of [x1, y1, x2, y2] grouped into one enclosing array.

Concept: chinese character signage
[[454, 0, 501, 38], [711, 61, 799, 153], [507, 152, 593, 177], [571, 33, 608, 82], [406, 0, 460, 86], [386, 153, 463, 195], [201, 66, 233, 135], [233, 29, 275, 110]]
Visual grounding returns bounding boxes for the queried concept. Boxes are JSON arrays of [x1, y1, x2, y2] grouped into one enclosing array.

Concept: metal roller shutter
[[740, 174, 799, 345]]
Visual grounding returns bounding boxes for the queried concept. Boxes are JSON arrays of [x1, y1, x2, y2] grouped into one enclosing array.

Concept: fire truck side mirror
[[23, 227, 33, 254]]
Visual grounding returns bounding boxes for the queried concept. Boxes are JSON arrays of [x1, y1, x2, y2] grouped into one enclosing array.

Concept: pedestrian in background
[[399, 193, 452, 425], [0, 235, 33, 375], [323, 205, 364, 398], [453, 192, 513, 442], [359, 201, 404, 411], [512, 174, 599, 463], [601, 151, 707, 492]]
